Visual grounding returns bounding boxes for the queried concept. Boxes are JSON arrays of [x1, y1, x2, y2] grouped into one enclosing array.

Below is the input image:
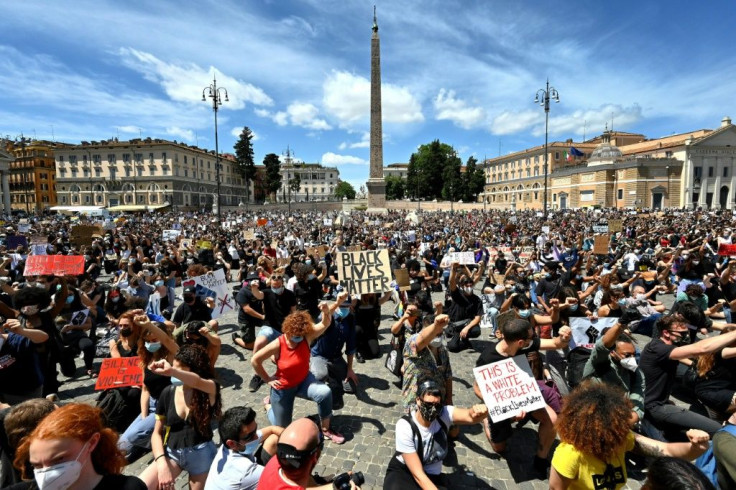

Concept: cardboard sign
[[179, 239, 192, 250], [541, 226, 550, 234], [71, 225, 103, 245], [473, 356, 546, 422], [593, 235, 610, 255], [347, 245, 362, 252], [31, 244, 47, 255], [24, 255, 85, 276], [440, 251, 476, 266], [718, 243, 736, 256], [394, 268, 411, 291], [243, 229, 255, 240], [163, 230, 181, 241], [336, 249, 392, 295], [95, 357, 143, 391], [568, 317, 619, 350], [609, 219, 623, 233], [307, 245, 328, 258], [182, 269, 234, 319], [7, 236, 28, 249]]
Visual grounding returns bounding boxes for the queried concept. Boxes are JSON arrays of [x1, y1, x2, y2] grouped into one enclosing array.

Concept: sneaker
[[342, 379, 356, 395], [248, 375, 263, 393], [322, 428, 346, 444], [355, 352, 365, 364]]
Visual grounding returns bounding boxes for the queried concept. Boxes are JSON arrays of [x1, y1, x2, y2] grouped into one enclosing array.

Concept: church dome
[[587, 130, 622, 166]]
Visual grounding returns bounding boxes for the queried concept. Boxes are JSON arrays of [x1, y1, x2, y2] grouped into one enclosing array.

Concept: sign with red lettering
[[95, 357, 143, 391], [23, 255, 85, 277], [473, 355, 546, 422], [718, 244, 736, 256]]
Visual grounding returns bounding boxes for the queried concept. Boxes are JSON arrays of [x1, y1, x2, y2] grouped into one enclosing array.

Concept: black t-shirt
[[476, 337, 542, 367], [293, 278, 322, 319], [6, 474, 147, 490], [534, 272, 571, 301], [172, 298, 212, 325], [694, 351, 736, 395], [156, 384, 214, 449], [235, 286, 264, 326], [262, 289, 297, 332], [640, 338, 678, 409], [447, 287, 483, 323], [144, 367, 172, 400]]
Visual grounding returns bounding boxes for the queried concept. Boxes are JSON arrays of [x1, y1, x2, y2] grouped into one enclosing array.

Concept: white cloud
[[118, 48, 273, 110], [433, 89, 486, 129], [321, 152, 368, 166], [256, 102, 331, 130], [230, 127, 260, 141], [117, 125, 143, 134], [166, 126, 195, 141], [322, 71, 424, 128], [338, 131, 370, 150], [490, 110, 543, 135], [545, 104, 643, 138]]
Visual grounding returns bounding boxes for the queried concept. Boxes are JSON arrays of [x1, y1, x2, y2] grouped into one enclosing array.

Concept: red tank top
[[274, 334, 309, 389]]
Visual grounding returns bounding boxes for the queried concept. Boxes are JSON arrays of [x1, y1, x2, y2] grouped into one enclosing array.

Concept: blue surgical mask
[[518, 309, 532, 319], [271, 287, 284, 294], [308, 274, 316, 281], [569, 304, 579, 312], [239, 430, 262, 456], [66, 295, 74, 304], [617, 299, 627, 306], [170, 376, 184, 386], [154, 280, 164, 287], [290, 336, 303, 343], [544, 273, 551, 280], [338, 307, 350, 318], [305, 260, 312, 266], [145, 341, 161, 353]]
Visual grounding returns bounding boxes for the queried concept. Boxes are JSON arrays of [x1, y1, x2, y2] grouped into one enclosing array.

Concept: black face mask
[[120, 327, 133, 337], [183, 295, 195, 303], [418, 401, 441, 422]]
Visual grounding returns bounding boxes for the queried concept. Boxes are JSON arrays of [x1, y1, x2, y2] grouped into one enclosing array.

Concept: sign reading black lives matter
[[336, 249, 392, 295], [473, 355, 546, 423]]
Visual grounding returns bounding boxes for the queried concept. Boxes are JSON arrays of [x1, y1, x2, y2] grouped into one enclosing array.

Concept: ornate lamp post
[[534, 80, 560, 217], [202, 74, 228, 225]]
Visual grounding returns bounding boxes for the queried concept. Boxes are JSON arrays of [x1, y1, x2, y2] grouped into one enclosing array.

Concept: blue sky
[[2, 1, 736, 191]]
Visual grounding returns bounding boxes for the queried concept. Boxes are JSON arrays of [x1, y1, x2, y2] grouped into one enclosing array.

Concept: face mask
[[120, 327, 132, 337], [670, 332, 690, 346], [111, 296, 120, 303], [544, 273, 552, 280], [290, 336, 304, 344], [308, 274, 316, 281], [338, 307, 350, 318], [636, 294, 647, 301], [619, 357, 638, 372], [145, 341, 162, 353], [418, 401, 441, 422], [183, 295, 195, 303], [154, 280, 164, 287], [518, 309, 531, 319], [569, 304, 579, 312], [429, 335, 444, 348], [271, 287, 284, 295], [66, 295, 75, 304], [21, 305, 40, 316], [33, 439, 89, 490], [617, 299, 626, 306], [170, 376, 184, 386], [239, 430, 262, 456], [305, 260, 312, 266], [463, 286, 474, 295], [130, 258, 136, 264]]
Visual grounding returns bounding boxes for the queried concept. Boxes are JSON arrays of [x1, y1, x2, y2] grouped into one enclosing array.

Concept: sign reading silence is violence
[[95, 357, 143, 391], [335, 249, 392, 296]]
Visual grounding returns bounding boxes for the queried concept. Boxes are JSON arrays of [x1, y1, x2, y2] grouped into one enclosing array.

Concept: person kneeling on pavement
[[309, 295, 358, 410], [204, 406, 282, 490], [444, 262, 483, 352], [383, 380, 488, 490]]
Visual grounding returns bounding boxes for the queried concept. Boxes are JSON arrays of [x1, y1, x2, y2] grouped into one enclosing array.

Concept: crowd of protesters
[[1, 206, 736, 489]]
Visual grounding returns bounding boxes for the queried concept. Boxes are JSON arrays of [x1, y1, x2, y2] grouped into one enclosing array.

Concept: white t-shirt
[[395, 406, 454, 475], [204, 443, 263, 490]]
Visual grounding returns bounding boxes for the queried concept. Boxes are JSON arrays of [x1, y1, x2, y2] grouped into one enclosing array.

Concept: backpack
[[394, 414, 449, 464], [694, 423, 736, 489], [565, 347, 593, 389], [96, 388, 140, 433]]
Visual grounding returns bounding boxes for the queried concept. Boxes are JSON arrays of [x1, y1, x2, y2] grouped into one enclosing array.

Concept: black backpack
[[565, 347, 593, 389], [96, 388, 140, 433]]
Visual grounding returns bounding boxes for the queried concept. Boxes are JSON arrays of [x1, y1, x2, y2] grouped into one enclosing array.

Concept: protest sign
[[243, 229, 255, 240], [307, 245, 328, 257], [568, 316, 619, 349], [7, 236, 28, 249], [323, 219, 333, 227], [718, 243, 736, 256], [347, 245, 361, 252], [394, 268, 411, 291], [70, 309, 90, 326], [196, 240, 212, 250], [95, 357, 143, 391], [336, 249, 392, 295], [480, 294, 498, 330], [593, 235, 610, 255], [24, 255, 85, 276], [592, 223, 609, 233], [163, 229, 181, 241], [440, 251, 476, 266], [179, 239, 192, 250], [473, 356, 546, 423], [17, 224, 31, 233], [518, 246, 535, 260], [609, 219, 623, 233], [182, 269, 234, 319], [541, 226, 550, 234], [31, 244, 47, 255], [71, 225, 103, 245], [257, 218, 268, 227]]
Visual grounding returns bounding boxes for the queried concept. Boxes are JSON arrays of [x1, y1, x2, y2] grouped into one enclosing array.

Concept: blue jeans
[[118, 397, 157, 452], [267, 371, 332, 427], [258, 326, 281, 343], [165, 440, 217, 476]]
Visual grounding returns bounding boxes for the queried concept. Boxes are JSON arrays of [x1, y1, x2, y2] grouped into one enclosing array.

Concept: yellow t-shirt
[[551, 432, 635, 490]]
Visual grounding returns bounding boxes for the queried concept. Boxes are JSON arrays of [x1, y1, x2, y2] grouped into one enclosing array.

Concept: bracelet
[[154, 454, 167, 462]]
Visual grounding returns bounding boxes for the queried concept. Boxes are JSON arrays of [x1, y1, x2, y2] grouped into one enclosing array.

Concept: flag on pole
[[564, 151, 572, 162], [570, 146, 585, 157]]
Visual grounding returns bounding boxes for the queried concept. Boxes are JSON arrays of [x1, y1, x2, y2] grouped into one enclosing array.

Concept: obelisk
[[366, 6, 387, 213]]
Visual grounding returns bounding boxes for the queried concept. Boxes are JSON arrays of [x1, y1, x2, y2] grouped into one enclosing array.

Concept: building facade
[[4, 139, 59, 214], [54, 138, 248, 210], [0, 147, 11, 214], [383, 163, 409, 179], [278, 163, 340, 202]]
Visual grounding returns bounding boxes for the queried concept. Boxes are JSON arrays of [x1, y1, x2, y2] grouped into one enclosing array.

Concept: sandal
[[87, 370, 98, 378]]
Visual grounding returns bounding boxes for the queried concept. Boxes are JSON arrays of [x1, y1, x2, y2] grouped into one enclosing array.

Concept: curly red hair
[[282, 311, 314, 338], [14, 403, 126, 479], [555, 381, 633, 462]]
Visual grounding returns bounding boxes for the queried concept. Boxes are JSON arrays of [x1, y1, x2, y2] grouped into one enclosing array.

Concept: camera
[[332, 471, 364, 490]]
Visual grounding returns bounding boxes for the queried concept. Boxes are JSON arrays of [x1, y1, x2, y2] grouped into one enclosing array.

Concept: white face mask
[[429, 335, 443, 348], [635, 294, 647, 302], [34, 439, 90, 490], [619, 356, 638, 372]]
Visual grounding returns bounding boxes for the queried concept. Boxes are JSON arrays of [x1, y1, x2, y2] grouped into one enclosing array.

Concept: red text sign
[[24, 255, 85, 276], [95, 356, 143, 391]]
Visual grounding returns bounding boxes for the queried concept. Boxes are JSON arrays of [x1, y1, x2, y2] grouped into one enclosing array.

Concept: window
[[92, 154, 101, 163], [184, 155, 188, 164], [123, 153, 130, 163], [69, 155, 77, 164], [553, 194, 557, 202], [137, 168, 143, 177], [184, 169, 188, 177], [709, 167, 714, 177], [694, 166, 702, 178], [724, 167, 730, 178], [580, 190, 594, 202], [59, 169, 66, 177], [135, 153, 143, 163], [62, 196, 67, 204], [149, 152, 155, 163], [83, 169, 90, 177], [71, 169, 77, 178], [58, 156, 64, 164], [95, 169, 101, 177], [85, 195, 90, 203], [108, 154, 116, 163], [162, 152, 167, 163], [555, 152, 560, 160], [617, 189, 623, 200], [125, 168, 131, 177], [109, 168, 116, 180]]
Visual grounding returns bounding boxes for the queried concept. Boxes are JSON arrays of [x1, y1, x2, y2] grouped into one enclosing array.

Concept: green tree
[[407, 140, 458, 200], [288, 173, 301, 200], [461, 156, 486, 201], [385, 175, 406, 200], [262, 153, 282, 201], [233, 127, 256, 203], [441, 152, 462, 201], [334, 181, 356, 200]]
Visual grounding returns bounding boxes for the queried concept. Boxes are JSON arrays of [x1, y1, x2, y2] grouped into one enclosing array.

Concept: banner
[[568, 316, 619, 350], [196, 240, 212, 250], [592, 223, 609, 233], [439, 251, 476, 266], [24, 255, 85, 276], [473, 355, 546, 423], [7, 236, 28, 249], [335, 249, 392, 295], [257, 218, 268, 227], [307, 245, 328, 257], [163, 230, 181, 241], [95, 357, 143, 391], [17, 224, 31, 233], [182, 269, 234, 319], [718, 243, 736, 256]]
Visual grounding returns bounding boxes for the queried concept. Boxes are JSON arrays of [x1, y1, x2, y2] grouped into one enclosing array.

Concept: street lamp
[[202, 73, 228, 225], [534, 79, 560, 217]]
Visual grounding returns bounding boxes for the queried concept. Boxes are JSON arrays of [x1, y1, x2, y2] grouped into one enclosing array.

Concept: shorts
[[165, 441, 217, 476], [258, 325, 281, 343]]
